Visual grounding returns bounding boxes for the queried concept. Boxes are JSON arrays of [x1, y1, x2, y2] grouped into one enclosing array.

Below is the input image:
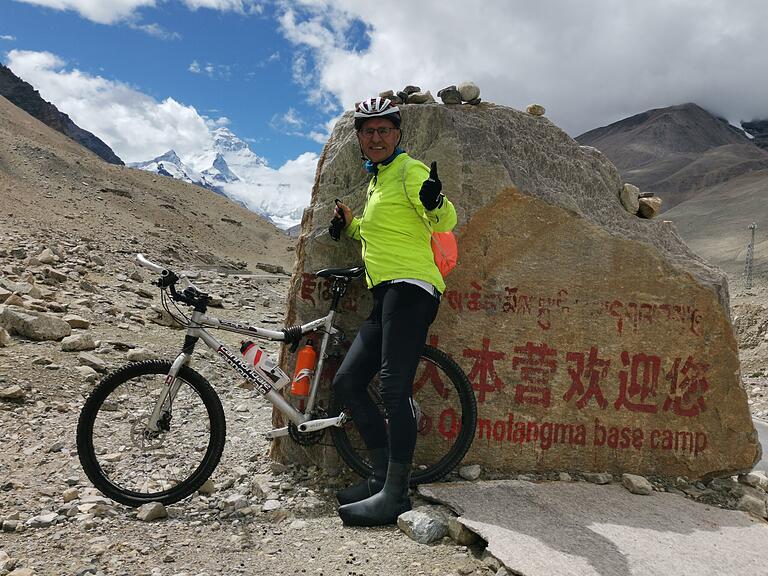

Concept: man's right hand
[[329, 199, 352, 241]]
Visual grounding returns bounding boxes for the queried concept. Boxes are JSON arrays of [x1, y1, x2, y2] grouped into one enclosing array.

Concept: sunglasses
[[358, 127, 399, 137]]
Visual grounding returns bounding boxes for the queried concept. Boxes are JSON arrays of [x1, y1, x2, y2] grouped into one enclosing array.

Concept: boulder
[[275, 102, 759, 480], [0, 305, 72, 341]]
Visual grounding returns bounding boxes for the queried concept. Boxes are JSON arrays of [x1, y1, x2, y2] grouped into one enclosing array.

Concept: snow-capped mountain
[[130, 127, 315, 229], [129, 150, 225, 194]]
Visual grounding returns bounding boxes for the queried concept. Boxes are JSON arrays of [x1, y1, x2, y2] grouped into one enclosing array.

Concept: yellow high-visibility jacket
[[345, 153, 457, 293]]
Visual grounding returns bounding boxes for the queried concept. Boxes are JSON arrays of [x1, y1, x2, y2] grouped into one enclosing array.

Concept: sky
[[2, 0, 767, 216]]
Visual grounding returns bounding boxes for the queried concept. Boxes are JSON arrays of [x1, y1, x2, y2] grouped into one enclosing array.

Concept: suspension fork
[[147, 340, 195, 431]]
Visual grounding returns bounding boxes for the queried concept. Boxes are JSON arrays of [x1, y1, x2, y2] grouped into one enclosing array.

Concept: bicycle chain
[[288, 408, 328, 446]]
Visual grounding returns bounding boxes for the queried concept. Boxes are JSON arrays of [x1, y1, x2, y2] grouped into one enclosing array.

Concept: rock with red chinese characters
[[278, 100, 758, 480]]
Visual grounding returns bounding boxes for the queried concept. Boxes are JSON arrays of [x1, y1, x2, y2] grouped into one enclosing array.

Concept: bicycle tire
[[330, 345, 477, 485], [76, 360, 226, 507]]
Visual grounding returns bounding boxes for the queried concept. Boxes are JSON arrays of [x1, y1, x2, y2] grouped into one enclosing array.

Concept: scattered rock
[[736, 494, 767, 518], [397, 506, 450, 544], [583, 472, 613, 485], [0, 385, 25, 401], [63, 314, 91, 329], [26, 510, 58, 528], [77, 352, 108, 372], [0, 305, 72, 341], [37, 247, 57, 264], [136, 502, 167, 521], [621, 473, 653, 495], [127, 347, 156, 362], [448, 516, 480, 545], [0, 326, 10, 346], [459, 464, 481, 480], [526, 103, 546, 116], [262, 499, 281, 512], [61, 333, 97, 352], [63, 487, 79, 502]]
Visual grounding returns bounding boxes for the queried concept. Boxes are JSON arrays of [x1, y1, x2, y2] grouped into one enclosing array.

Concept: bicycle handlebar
[[136, 253, 168, 275]]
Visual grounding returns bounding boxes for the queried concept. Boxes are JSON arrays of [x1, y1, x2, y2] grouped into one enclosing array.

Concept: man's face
[[357, 117, 400, 164]]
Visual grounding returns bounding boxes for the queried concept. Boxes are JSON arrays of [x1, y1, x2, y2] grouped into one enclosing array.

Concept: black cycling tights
[[333, 282, 439, 465]]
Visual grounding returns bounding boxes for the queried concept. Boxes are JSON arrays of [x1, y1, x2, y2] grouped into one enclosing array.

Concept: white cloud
[[129, 22, 181, 40], [182, 0, 263, 14], [13, 0, 158, 25], [188, 59, 232, 79], [13, 0, 263, 24], [5, 49, 213, 162], [277, 0, 768, 135], [1, 35, 17, 41]]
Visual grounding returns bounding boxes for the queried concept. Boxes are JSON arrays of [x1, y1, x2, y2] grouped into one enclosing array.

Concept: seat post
[[329, 277, 349, 311]]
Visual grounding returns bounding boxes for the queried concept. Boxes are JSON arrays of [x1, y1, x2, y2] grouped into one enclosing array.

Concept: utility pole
[[744, 222, 756, 290]]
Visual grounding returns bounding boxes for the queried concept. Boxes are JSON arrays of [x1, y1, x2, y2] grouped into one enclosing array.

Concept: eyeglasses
[[358, 127, 399, 138]]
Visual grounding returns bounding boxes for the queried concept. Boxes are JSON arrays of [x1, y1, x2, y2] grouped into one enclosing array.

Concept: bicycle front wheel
[[76, 360, 226, 507], [330, 345, 477, 485]]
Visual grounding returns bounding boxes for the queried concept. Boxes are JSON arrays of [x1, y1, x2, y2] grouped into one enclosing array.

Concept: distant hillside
[[577, 103, 768, 284], [0, 94, 294, 273], [577, 103, 768, 211], [0, 64, 124, 166]]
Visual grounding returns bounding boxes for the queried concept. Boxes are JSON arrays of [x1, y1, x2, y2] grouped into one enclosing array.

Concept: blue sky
[[1, 0, 354, 165], [1, 0, 767, 218]]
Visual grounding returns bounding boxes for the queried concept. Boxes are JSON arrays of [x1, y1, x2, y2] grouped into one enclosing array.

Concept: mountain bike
[[76, 254, 477, 507]]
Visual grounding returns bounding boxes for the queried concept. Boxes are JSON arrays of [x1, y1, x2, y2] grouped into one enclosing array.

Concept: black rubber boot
[[335, 447, 388, 505], [337, 460, 412, 526]]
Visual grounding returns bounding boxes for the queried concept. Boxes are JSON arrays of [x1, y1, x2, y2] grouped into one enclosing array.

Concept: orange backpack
[[401, 160, 458, 277]]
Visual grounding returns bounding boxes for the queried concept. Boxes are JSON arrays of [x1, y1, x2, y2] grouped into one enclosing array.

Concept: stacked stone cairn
[[379, 81, 482, 106]]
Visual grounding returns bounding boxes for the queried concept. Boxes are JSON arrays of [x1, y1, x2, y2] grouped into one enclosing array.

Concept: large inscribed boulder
[[274, 102, 759, 479]]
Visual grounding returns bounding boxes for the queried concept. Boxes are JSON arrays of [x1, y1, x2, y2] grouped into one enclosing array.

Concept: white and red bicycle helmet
[[354, 97, 401, 130]]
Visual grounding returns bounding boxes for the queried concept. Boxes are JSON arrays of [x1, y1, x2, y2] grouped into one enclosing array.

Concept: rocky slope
[[0, 65, 123, 166]]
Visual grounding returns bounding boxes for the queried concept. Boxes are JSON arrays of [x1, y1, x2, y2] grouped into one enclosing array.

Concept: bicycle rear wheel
[[77, 360, 226, 507], [330, 345, 477, 485]]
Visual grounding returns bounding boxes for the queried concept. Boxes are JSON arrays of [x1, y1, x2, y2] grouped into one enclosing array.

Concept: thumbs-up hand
[[419, 161, 443, 210]]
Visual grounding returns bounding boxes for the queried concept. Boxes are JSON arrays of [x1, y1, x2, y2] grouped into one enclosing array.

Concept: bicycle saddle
[[315, 266, 365, 279]]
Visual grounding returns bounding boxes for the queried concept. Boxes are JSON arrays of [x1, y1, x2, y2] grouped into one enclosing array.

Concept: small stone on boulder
[[407, 90, 435, 104], [620, 183, 640, 214], [526, 104, 546, 116], [638, 196, 663, 219], [437, 86, 462, 105], [458, 81, 480, 102]]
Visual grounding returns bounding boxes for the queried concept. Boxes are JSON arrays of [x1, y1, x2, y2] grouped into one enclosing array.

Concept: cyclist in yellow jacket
[[329, 97, 457, 526]]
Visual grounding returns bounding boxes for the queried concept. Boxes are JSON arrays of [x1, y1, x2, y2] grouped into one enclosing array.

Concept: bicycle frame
[[146, 304, 345, 438]]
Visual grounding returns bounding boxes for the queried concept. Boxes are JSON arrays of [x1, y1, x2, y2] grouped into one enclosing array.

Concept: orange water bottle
[[291, 340, 317, 396]]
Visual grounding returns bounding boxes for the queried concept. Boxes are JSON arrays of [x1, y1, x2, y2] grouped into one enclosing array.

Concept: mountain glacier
[[129, 127, 313, 229]]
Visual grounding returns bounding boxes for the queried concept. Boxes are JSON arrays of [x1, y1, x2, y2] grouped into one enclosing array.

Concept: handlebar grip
[[136, 253, 167, 275]]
